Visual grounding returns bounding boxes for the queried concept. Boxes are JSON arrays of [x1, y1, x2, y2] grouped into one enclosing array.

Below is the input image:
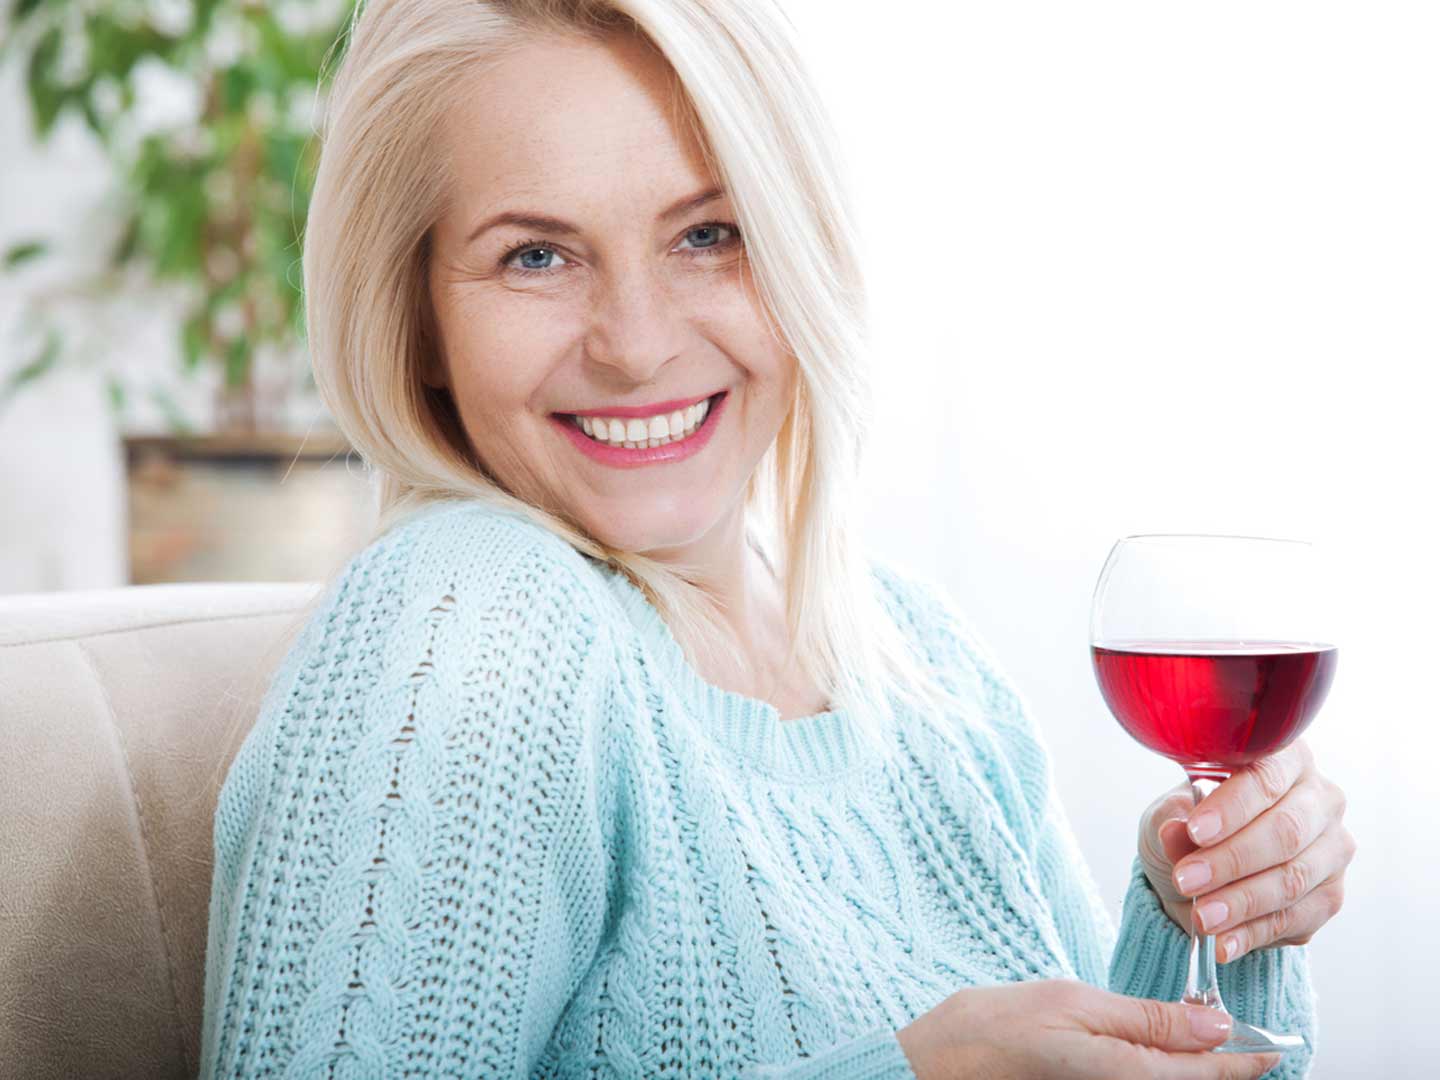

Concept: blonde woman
[[198, 2, 1354, 1078]]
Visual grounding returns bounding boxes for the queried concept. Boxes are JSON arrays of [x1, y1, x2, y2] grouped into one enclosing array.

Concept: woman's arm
[[873, 561, 1317, 1078], [197, 509, 622, 1079], [957, 629, 1319, 1080]]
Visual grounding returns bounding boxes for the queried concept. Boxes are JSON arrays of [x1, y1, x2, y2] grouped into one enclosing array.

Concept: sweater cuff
[[1109, 854, 1192, 1001], [1109, 856, 1318, 1080], [747, 1028, 918, 1079]]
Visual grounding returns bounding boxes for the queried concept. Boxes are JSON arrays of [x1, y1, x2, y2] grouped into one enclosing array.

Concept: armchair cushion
[[0, 582, 322, 1080]]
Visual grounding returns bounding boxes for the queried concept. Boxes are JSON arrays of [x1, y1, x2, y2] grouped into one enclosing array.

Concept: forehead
[[441, 32, 716, 216]]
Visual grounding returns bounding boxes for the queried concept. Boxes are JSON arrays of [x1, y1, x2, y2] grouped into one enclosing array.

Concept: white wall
[[0, 55, 127, 590], [0, 52, 224, 590], [793, 3, 1437, 1078]]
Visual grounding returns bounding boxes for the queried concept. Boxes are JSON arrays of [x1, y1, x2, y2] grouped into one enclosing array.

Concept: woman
[[198, 2, 1354, 1077]]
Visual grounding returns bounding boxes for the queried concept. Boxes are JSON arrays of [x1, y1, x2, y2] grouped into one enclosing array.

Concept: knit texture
[[198, 498, 1316, 1078]]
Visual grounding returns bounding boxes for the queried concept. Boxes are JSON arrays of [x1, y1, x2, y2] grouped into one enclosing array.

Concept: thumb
[[1086, 993, 1236, 1053], [1158, 815, 1200, 867], [1139, 790, 1197, 871]]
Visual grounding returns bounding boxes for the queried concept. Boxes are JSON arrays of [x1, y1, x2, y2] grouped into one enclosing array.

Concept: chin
[[578, 504, 719, 558]]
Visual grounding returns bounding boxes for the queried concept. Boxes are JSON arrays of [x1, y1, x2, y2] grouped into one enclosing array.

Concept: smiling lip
[[555, 391, 719, 419], [552, 389, 727, 469]]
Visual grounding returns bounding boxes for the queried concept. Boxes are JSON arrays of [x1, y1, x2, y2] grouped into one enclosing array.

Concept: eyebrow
[[464, 185, 727, 246]]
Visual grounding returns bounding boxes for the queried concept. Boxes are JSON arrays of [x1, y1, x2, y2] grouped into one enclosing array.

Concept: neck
[[639, 505, 783, 694]]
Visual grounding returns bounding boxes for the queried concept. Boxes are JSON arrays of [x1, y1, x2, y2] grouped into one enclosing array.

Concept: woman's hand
[[1138, 737, 1356, 961], [895, 979, 1281, 1079]]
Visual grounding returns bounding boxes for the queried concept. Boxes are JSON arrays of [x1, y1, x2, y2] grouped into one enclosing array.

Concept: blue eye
[[677, 223, 735, 252], [499, 221, 743, 278]]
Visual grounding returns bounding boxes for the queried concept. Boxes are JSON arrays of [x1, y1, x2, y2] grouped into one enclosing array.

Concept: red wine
[[1092, 640, 1336, 777]]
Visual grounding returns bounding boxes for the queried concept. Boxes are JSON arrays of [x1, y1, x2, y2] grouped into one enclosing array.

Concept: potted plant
[[0, 0, 373, 584]]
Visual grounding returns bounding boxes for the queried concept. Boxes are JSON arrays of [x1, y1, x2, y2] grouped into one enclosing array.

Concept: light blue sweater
[[199, 498, 1315, 1078]]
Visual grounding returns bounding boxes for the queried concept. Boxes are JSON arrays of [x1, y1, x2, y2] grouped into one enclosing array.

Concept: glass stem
[[1181, 774, 1228, 1011]]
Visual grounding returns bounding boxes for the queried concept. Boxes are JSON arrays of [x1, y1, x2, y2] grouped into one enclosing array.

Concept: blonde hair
[[290, 0, 969, 760]]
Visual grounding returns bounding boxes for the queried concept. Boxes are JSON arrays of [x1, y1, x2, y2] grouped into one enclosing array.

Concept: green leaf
[[181, 310, 209, 374], [221, 65, 256, 112], [12, 0, 49, 24], [3, 239, 49, 270], [148, 175, 208, 277], [149, 384, 194, 436], [109, 215, 139, 268], [84, 13, 182, 80], [26, 26, 64, 137], [224, 334, 251, 388], [192, 0, 224, 41], [79, 91, 103, 139], [0, 325, 63, 405], [105, 373, 126, 414]]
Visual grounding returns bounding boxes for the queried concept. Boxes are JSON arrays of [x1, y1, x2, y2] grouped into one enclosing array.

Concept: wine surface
[[1092, 640, 1336, 773]]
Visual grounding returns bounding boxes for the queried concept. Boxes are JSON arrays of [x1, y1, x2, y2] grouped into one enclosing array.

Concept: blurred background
[[2, 1, 1434, 1076]]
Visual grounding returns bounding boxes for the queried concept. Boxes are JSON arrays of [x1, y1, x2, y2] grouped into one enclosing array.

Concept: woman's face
[[426, 31, 797, 556]]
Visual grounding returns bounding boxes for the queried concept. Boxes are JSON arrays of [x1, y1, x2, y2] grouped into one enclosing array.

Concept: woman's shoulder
[[326, 497, 610, 616], [867, 555, 1056, 837], [377, 497, 598, 585], [269, 498, 620, 704], [867, 553, 1012, 696], [249, 498, 624, 760]]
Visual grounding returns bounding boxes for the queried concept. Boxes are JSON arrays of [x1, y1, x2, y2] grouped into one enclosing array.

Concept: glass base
[[1213, 1016, 1309, 1055], [1179, 774, 1308, 1059]]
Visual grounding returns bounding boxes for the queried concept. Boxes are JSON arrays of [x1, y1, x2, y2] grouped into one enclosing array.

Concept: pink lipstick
[[551, 391, 728, 470]]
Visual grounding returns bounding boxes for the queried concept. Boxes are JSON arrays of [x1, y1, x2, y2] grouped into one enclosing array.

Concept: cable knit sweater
[[198, 498, 1316, 1079]]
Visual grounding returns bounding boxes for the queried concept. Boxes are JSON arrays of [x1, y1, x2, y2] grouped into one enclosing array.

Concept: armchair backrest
[[0, 582, 321, 1080]]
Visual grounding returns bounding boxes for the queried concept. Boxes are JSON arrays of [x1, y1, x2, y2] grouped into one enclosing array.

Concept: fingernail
[[1188, 811, 1221, 843], [1222, 934, 1242, 962], [1187, 1007, 1233, 1039], [1175, 859, 1212, 893], [1196, 899, 1229, 932]]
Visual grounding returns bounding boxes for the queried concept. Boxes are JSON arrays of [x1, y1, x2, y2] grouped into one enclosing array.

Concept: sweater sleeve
[[746, 1029, 919, 1079], [1109, 855, 1318, 1079], [198, 508, 622, 1079], [981, 674, 1318, 1078], [873, 562, 1317, 1078]]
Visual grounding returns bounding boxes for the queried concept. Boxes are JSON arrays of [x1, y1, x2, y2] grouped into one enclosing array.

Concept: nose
[[582, 260, 687, 384]]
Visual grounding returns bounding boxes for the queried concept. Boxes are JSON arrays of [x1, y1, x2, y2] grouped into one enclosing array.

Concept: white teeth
[[572, 395, 716, 448]]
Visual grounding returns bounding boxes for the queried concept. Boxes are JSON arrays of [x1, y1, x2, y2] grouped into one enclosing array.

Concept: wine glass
[[1089, 534, 1337, 1055]]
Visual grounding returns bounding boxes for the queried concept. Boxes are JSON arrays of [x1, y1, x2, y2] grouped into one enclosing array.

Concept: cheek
[[730, 310, 796, 399], [691, 273, 791, 383], [437, 294, 570, 421]]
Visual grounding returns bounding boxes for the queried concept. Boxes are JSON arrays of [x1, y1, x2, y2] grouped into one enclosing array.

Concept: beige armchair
[[1, 582, 323, 1080]]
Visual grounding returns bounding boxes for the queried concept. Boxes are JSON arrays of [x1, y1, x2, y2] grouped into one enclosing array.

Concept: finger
[[1175, 777, 1336, 897], [1138, 1047, 1286, 1080], [1080, 998, 1283, 1079], [1220, 872, 1347, 962], [1186, 740, 1312, 848], [1061, 985, 1283, 1080], [1078, 991, 1238, 1053], [1190, 823, 1357, 937], [1127, 1046, 1287, 1080]]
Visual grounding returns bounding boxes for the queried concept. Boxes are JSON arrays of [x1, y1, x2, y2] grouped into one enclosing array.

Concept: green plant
[[0, 0, 356, 433]]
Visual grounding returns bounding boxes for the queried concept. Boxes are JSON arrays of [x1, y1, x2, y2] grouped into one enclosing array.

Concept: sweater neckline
[[597, 565, 869, 778]]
